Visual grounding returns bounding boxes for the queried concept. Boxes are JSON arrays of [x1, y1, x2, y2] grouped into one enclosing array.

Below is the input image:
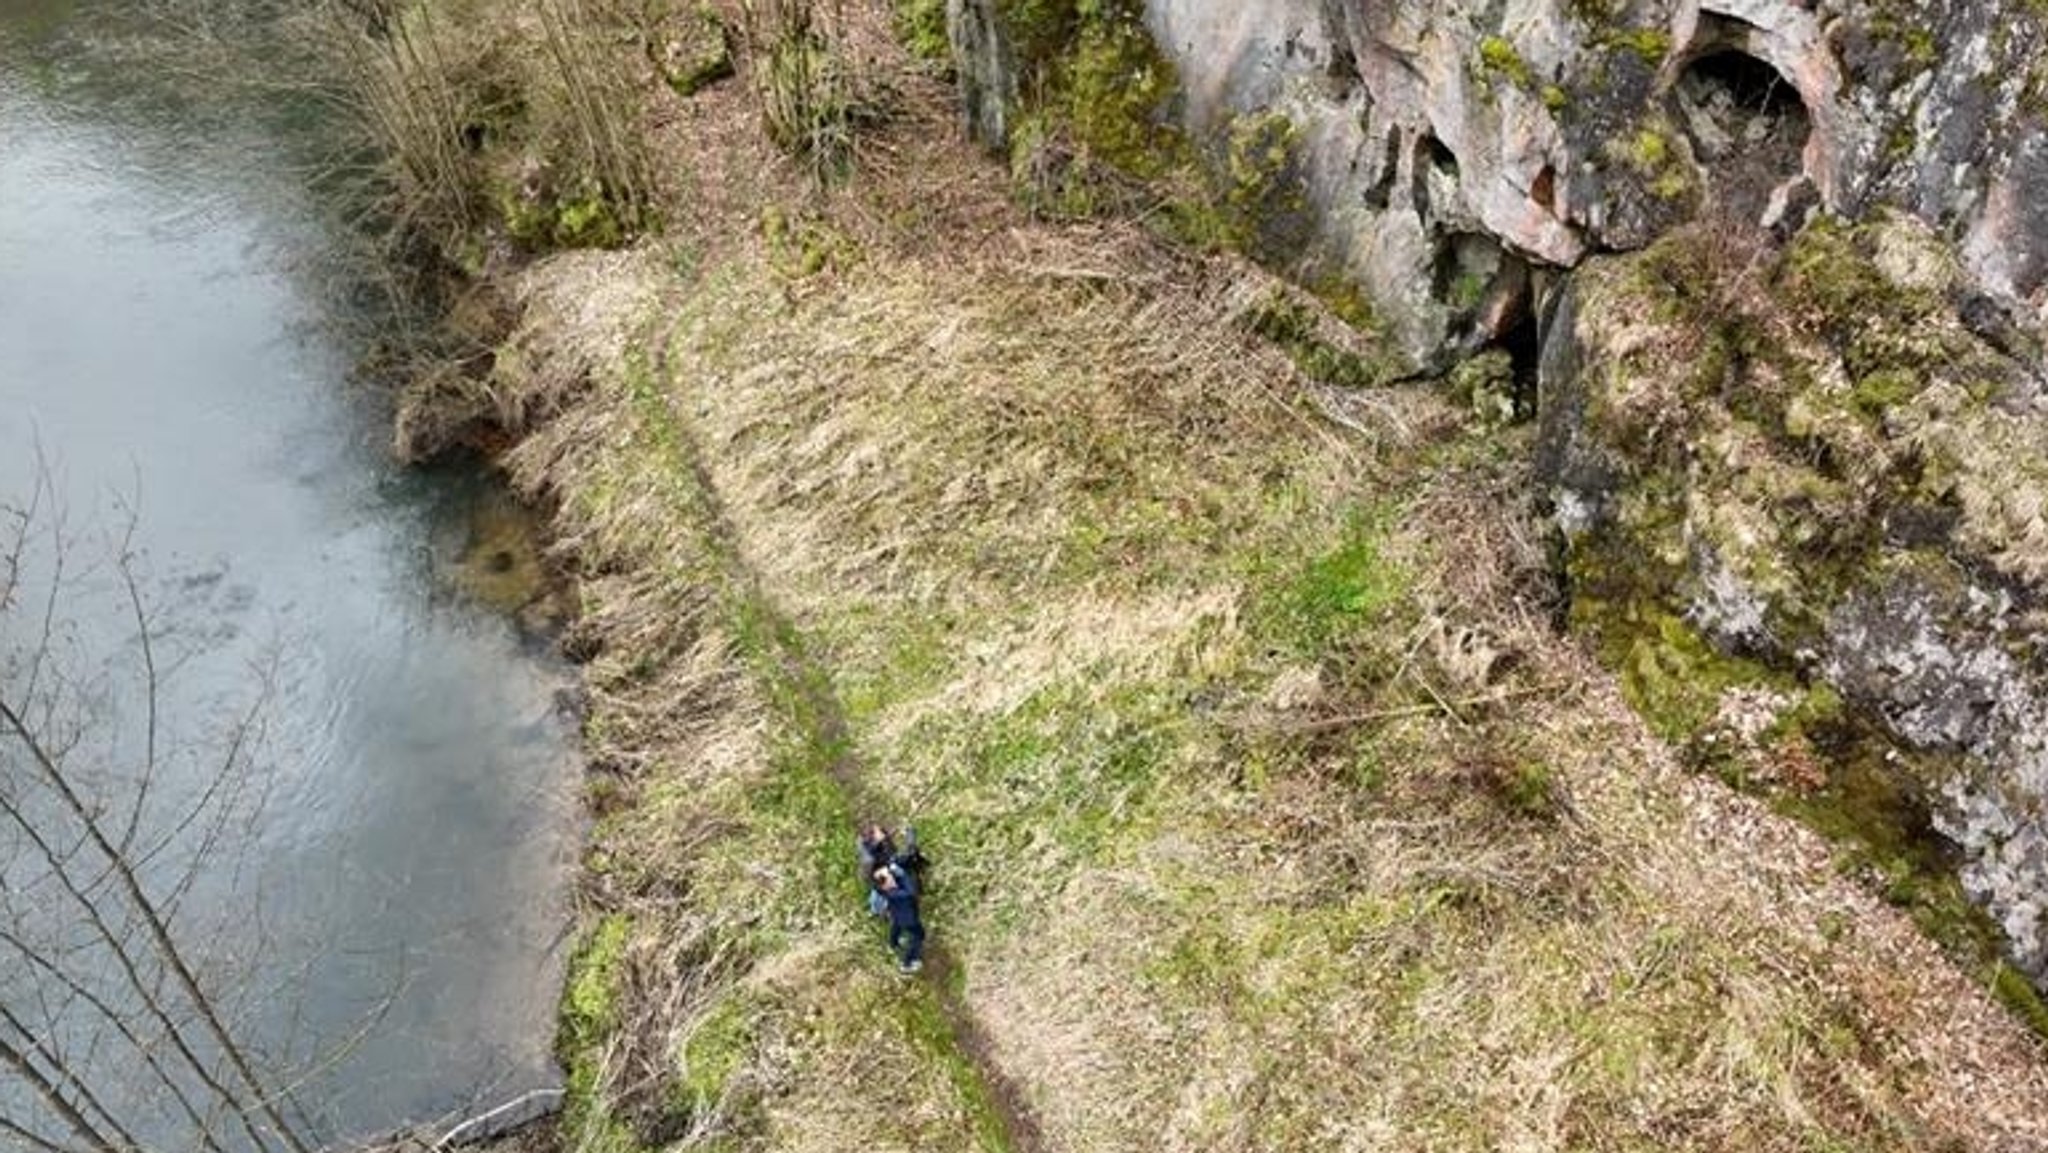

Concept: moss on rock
[[1550, 211, 2048, 1023]]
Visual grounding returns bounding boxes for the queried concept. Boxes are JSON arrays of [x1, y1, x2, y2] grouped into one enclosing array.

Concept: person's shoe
[[902, 959, 923, 974]]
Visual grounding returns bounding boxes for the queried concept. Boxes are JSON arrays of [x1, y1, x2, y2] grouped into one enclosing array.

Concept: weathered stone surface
[[1825, 567, 2048, 972], [947, 0, 1015, 149], [948, 0, 2048, 365], [944, 0, 2048, 984], [1537, 215, 2048, 977]]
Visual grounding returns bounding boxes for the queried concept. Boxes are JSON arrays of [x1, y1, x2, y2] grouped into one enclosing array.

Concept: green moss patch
[[1477, 36, 1534, 89], [559, 914, 645, 1153], [1252, 510, 1407, 658], [892, 0, 951, 63]]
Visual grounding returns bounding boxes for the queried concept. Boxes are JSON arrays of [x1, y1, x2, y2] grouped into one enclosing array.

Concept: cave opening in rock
[[1422, 133, 1458, 175], [1673, 47, 1811, 225], [1411, 132, 1461, 219], [1683, 50, 1801, 120], [1531, 164, 1557, 213], [1501, 305, 1541, 419]]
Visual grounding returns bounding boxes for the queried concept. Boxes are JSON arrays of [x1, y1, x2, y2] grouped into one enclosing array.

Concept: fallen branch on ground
[[1277, 685, 1556, 734]]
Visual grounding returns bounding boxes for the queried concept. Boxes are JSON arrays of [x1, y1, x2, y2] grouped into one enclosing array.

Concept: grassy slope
[[469, 6, 2048, 1151]]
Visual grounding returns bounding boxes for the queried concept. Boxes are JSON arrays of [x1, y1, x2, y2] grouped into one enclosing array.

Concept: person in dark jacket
[[872, 864, 924, 973], [857, 823, 899, 880], [858, 822, 924, 914]]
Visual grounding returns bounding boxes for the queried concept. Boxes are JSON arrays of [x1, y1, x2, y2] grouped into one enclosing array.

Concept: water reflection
[[0, 3, 576, 1145]]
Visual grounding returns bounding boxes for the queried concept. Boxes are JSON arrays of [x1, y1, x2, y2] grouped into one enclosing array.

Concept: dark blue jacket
[[876, 867, 921, 929]]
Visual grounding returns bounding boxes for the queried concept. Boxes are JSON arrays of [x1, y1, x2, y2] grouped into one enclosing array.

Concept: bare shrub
[[305, 0, 657, 260], [738, 0, 891, 180], [0, 473, 315, 1153]]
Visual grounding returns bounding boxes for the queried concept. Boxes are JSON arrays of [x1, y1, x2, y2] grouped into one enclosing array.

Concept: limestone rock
[[947, 0, 2048, 367], [1537, 215, 2048, 977]]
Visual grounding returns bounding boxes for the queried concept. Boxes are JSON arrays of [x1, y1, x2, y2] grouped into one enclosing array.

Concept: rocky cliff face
[[946, 0, 2048, 986], [952, 0, 2048, 370], [1534, 215, 2048, 977]]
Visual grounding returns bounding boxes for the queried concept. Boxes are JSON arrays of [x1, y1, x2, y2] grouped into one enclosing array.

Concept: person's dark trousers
[[890, 922, 925, 966]]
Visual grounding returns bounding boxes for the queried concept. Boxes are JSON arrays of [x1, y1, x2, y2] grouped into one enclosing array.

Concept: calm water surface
[[0, 2, 577, 1142]]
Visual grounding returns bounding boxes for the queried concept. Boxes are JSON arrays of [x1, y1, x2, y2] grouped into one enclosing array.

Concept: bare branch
[[0, 1001, 145, 1153], [0, 753, 280, 1153], [0, 1109, 91, 1153], [110, 491, 160, 863], [0, 696, 311, 1153], [0, 924, 230, 1153], [0, 1028, 119, 1153]]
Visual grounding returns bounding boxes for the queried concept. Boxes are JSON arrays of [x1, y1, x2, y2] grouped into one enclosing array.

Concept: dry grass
[[455, 4, 2048, 1151], [502, 236, 2048, 1149], [486, 242, 1011, 1151]]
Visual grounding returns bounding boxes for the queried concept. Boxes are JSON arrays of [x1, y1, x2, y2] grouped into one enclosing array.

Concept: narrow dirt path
[[799, 658, 1049, 1153], [652, 325, 1048, 1153]]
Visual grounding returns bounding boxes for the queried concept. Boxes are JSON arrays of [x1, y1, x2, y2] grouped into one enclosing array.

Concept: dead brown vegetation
[[383, 2, 2048, 1150]]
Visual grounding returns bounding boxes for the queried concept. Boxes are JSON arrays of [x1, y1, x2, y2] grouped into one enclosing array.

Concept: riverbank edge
[[357, 2, 2048, 1149]]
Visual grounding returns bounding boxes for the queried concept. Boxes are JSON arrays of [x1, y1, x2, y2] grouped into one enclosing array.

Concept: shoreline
[[359, 1, 2048, 1148]]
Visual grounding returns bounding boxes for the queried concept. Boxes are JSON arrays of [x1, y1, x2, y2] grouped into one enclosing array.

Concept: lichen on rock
[[943, 0, 2047, 370], [1540, 210, 2048, 984]]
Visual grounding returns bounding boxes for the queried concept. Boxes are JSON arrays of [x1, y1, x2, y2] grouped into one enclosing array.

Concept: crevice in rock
[[1410, 131, 1459, 222], [1361, 128, 1399, 211], [1500, 300, 1542, 419], [1323, 17, 1358, 85]]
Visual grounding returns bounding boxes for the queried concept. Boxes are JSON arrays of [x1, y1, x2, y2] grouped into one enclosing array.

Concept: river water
[[0, 2, 577, 1146]]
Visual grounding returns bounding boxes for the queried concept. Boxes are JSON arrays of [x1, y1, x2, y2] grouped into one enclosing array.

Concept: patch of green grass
[[1244, 292, 1384, 388], [761, 205, 862, 278], [1141, 918, 1240, 999], [896, 989, 1015, 1152], [893, 677, 1185, 935], [675, 991, 757, 1114], [820, 606, 958, 724], [1497, 758, 1561, 819], [1851, 366, 1921, 414], [727, 587, 861, 900], [559, 914, 647, 1153], [893, 0, 951, 62], [1253, 510, 1406, 657], [1994, 963, 2048, 1036], [563, 914, 633, 1052]]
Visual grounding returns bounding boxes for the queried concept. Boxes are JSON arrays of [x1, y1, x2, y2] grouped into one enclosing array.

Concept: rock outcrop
[[949, 0, 2048, 369], [942, 0, 2048, 987], [1535, 213, 2048, 977]]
